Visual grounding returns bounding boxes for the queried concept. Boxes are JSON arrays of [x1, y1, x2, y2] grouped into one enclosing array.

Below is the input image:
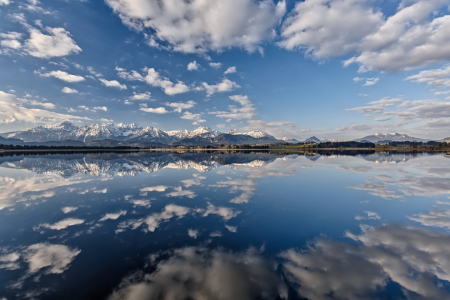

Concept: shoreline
[[1, 147, 450, 153]]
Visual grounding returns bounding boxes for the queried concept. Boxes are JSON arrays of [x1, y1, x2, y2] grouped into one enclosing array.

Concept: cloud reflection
[[108, 247, 287, 300]]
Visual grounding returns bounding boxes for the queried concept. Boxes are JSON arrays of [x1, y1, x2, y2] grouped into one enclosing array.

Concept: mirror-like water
[[1, 151, 450, 299]]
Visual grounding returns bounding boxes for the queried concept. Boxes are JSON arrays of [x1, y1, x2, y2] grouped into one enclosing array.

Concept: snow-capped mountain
[[187, 126, 221, 138], [2, 122, 143, 143], [166, 129, 190, 140], [126, 126, 175, 144], [0, 122, 281, 145], [304, 136, 321, 143], [246, 130, 275, 139], [354, 133, 430, 143], [226, 129, 242, 135]]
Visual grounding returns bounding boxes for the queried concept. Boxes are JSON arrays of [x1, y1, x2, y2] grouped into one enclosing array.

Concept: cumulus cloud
[[187, 61, 200, 71], [62, 87, 78, 94], [131, 91, 151, 100], [61, 207, 77, 214], [99, 78, 127, 89], [1, 39, 21, 49], [0, 90, 91, 125], [283, 224, 450, 299], [199, 78, 240, 96], [36, 218, 85, 230], [117, 204, 191, 232], [37, 70, 85, 82], [209, 62, 222, 69], [406, 65, 450, 87], [99, 210, 127, 222], [165, 186, 196, 199], [165, 100, 196, 113], [0, 0, 10, 5], [180, 111, 206, 125], [105, 0, 286, 54], [24, 243, 81, 274], [211, 179, 257, 204], [280, 0, 450, 72], [210, 95, 256, 120], [224, 66, 236, 75], [108, 247, 287, 300], [140, 185, 170, 192], [25, 27, 81, 59], [119, 67, 190, 95], [202, 202, 240, 221], [139, 107, 169, 114], [344, 0, 450, 71], [280, 0, 382, 59]]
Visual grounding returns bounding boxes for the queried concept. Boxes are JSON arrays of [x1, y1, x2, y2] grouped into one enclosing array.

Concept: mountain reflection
[[1, 151, 450, 299]]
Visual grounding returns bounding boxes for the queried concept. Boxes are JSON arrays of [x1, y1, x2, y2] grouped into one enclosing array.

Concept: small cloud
[[62, 87, 78, 94], [224, 66, 236, 75], [99, 78, 127, 90], [140, 107, 170, 114], [187, 61, 200, 71], [209, 62, 222, 69]]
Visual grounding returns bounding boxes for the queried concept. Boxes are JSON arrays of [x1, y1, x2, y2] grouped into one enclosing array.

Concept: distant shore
[[1, 147, 450, 153]]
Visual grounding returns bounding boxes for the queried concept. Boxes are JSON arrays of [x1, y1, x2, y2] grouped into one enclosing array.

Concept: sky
[[0, 0, 450, 141]]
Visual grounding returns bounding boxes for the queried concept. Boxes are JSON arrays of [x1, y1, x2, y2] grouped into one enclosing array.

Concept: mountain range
[[0, 122, 443, 146], [0, 122, 282, 146]]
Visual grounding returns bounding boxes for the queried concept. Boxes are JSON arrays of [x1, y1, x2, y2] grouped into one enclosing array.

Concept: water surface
[[1, 151, 450, 299]]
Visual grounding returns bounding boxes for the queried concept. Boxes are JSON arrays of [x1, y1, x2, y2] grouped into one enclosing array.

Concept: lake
[[1, 151, 450, 299]]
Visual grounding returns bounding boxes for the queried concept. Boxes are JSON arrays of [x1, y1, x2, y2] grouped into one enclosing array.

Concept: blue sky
[[0, 0, 450, 140]]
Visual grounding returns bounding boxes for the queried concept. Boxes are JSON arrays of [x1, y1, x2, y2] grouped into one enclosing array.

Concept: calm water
[[1, 151, 450, 299]]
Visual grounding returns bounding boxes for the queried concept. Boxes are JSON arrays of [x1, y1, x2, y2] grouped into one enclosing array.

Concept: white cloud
[[202, 202, 240, 221], [0, 32, 22, 39], [187, 229, 200, 239], [212, 179, 257, 204], [165, 100, 196, 113], [38, 70, 85, 82], [99, 78, 127, 90], [61, 207, 77, 214], [209, 62, 222, 69], [200, 78, 240, 96], [336, 124, 373, 131], [1, 39, 21, 49], [224, 66, 236, 75], [165, 186, 196, 199], [105, 0, 286, 54], [117, 67, 190, 95], [140, 185, 170, 192], [180, 111, 206, 124], [144, 68, 190, 95], [37, 218, 85, 230], [187, 61, 200, 71], [93, 106, 107, 112], [131, 91, 151, 100], [363, 77, 379, 86], [210, 95, 256, 120], [280, 0, 382, 59], [406, 65, 450, 87], [25, 27, 81, 59], [117, 204, 191, 232], [280, 0, 450, 72], [344, 0, 450, 71], [24, 243, 80, 275], [99, 210, 127, 222], [62, 87, 78, 94], [139, 107, 170, 114], [0, 90, 91, 125], [0, 0, 10, 5]]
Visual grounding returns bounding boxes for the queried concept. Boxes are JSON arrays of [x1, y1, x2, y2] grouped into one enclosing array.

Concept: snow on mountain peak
[[227, 129, 242, 135], [247, 130, 273, 139]]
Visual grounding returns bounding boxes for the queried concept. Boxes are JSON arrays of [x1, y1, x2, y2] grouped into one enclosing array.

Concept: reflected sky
[[1, 151, 450, 299]]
